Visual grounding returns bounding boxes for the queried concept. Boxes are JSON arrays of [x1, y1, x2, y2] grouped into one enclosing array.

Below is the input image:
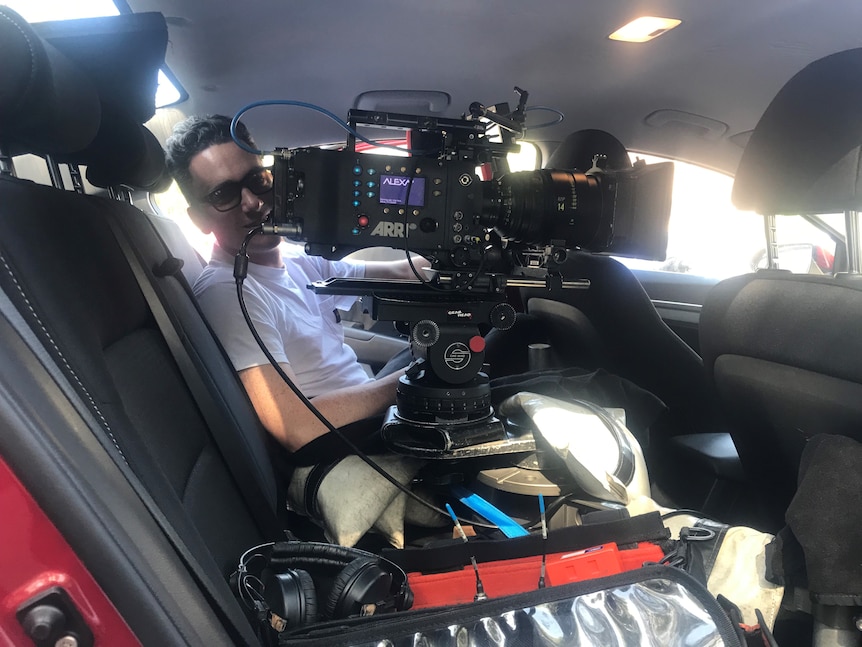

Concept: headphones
[[235, 541, 412, 633]]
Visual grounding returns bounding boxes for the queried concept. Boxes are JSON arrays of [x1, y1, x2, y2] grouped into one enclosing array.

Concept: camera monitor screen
[[379, 175, 426, 207]]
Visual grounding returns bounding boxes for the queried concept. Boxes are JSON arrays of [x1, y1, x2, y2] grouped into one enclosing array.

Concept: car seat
[[0, 8, 284, 643], [496, 130, 722, 441], [700, 47, 862, 528]]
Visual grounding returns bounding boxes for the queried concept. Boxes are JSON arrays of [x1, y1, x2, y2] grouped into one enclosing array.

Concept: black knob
[[412, 320, 440, 347], [489, 302, 517, 330], [22, 604, 66, 642], [449, 246, 472, 267]]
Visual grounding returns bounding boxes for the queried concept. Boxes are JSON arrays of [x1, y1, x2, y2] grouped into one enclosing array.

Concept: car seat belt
[[105, 214, 285, 542], [0, 283, 260, 647]]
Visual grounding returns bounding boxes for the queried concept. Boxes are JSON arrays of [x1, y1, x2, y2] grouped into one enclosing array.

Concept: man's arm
[[363, 256, 429, 281], [239, 362, 403, 451]]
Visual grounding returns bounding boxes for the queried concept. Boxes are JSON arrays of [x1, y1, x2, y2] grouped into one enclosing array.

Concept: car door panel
[[629, 269, 719, 355], [343, 324, 409, 374]]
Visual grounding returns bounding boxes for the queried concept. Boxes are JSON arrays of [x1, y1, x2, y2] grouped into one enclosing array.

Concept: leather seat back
[[701, 47, 862, 520]]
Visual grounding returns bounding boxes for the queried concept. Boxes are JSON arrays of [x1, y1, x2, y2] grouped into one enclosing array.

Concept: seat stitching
[[0, 12, 40, 116], [0, 250, 129, 465]]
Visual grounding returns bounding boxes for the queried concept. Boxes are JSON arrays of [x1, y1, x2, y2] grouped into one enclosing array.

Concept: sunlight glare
[[2, 0, 119, 22]]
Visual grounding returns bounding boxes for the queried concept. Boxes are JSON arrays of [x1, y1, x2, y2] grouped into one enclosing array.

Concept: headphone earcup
[[263, 568, 319, 628], [325, 557, 394, 620]]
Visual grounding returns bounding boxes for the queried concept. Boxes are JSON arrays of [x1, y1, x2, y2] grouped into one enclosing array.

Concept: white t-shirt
[[193, 244, 372, 398]]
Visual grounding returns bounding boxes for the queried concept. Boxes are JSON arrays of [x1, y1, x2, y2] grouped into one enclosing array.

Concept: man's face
[[186, 141, 281, 257]]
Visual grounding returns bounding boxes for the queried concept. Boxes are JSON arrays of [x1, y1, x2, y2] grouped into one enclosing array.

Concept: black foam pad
[[267, 541, 409, 614], [325, 558, 392, 620], [264, 568, 318, 628]]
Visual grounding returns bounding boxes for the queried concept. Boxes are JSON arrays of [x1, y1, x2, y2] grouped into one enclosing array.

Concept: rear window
[[615, 155, 841, 278]]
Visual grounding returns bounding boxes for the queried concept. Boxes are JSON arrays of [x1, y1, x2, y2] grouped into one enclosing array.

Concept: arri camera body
[[270, 110, 673, 286], [265, 91, 674, 455]]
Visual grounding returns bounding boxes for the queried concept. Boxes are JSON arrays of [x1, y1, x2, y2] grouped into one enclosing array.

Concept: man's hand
[[238, 362, 404, 451]]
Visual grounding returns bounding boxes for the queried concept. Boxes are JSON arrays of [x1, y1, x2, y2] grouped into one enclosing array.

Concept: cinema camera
[[264, 90, 674, 455]]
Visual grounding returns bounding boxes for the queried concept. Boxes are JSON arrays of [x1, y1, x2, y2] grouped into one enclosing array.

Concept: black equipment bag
[[233, 515, 756, 646], [274, 564, 744, 646]]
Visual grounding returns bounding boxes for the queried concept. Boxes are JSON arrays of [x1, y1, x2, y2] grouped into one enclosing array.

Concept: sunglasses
[[200, 167, 273, 212]]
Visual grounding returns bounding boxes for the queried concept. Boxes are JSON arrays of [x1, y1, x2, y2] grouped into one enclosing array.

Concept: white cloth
[[627, 495, 784, 630], [288, 455, 424, 548], [193, 243, 370, 397], [287, 455, 447, 548]]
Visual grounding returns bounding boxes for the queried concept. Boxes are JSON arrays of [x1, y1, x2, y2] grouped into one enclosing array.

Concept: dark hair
[[164, 114, 257, 201]]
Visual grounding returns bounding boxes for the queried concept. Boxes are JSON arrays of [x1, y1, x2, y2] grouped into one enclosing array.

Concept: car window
[[615, 155, 843, 278], [504, 142, 539, 172]]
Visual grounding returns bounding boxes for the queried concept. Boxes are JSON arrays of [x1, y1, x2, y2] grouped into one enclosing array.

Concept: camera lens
[[482, 169, 611, 249]]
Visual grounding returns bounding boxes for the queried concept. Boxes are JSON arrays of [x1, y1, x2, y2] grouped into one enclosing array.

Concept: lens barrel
[[483, 169, 612, 250]]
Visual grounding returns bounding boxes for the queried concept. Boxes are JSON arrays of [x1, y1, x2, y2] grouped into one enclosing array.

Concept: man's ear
[[187, 205, 213, 234]]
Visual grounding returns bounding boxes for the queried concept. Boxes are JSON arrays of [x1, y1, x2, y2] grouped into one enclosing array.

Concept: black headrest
[[34, 13, 172, 191], [78, 109, 173, 193], [33, 12, 169, 126], [732, 48, 862, 214], [0, 6, 101, 155], [546, 129, 632, 171], [1, 8, 172, 192]]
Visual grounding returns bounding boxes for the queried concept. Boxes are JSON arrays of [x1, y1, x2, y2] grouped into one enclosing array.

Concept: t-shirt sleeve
[[305, 255, 367, 311], [195, 277, 289, 372]]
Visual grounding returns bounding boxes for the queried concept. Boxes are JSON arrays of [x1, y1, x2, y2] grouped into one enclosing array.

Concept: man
[[165, 117, 671, 548], [164, 115, 421, 463]]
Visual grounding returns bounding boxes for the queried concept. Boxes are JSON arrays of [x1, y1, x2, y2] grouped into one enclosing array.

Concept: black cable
[[524, 106, 566, 131], [397, 164, 486, 294], [660, 508, 714, 522], [524, 492, 583, 530], [390, 157, 492, 294], [230, 100, 438, 157], [233, 226, 502, 531], [404, 238, 490, 292], [399, 162, 435, 286]]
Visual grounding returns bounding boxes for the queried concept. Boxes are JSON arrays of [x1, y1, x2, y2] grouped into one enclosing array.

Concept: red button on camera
[[469, 335, 485, 353]]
